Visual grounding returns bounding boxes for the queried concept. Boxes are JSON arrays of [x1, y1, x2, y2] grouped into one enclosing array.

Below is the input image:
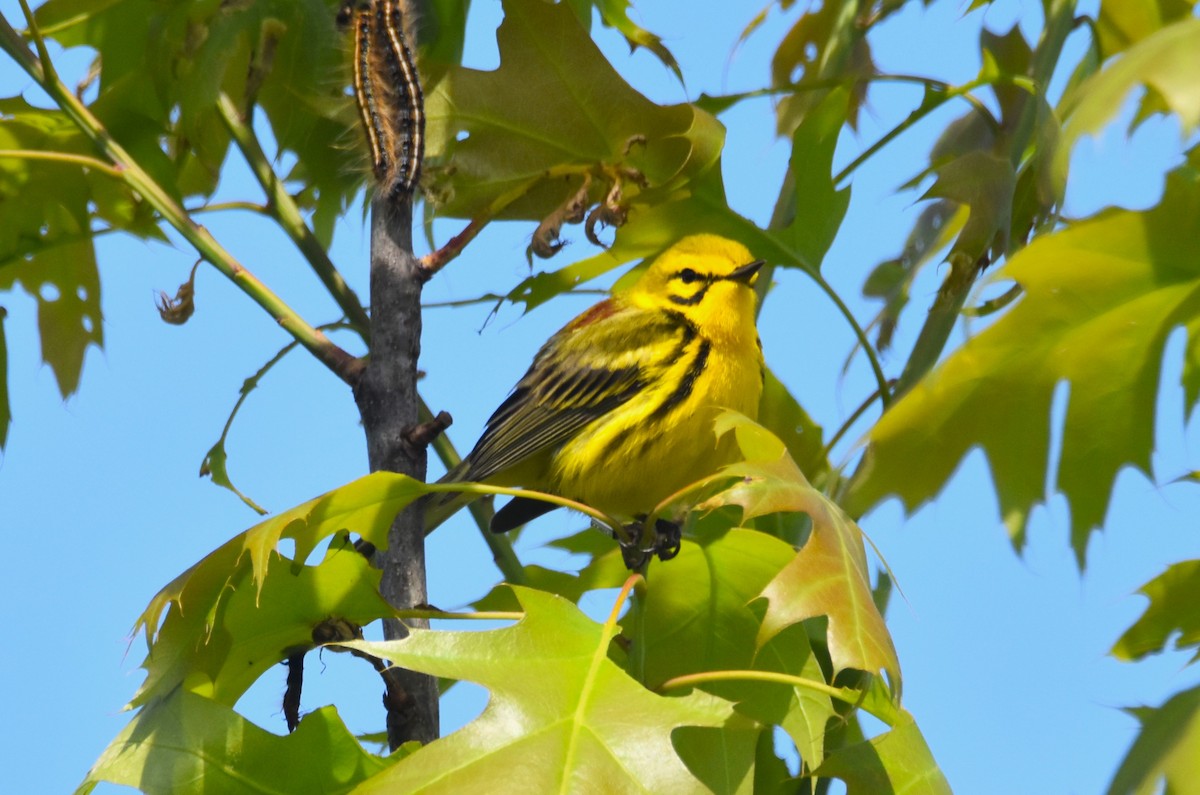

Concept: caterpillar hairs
[[347, 0, 424, 202]]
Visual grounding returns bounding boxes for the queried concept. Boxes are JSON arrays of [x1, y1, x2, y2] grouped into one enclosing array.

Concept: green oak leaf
[[1057, 17, 1200, 185], [846, 152, 1200, 562], [422, 0, 721, 223], [78, 689, 398, 795], [700, 413, 901, 699], [778, 88, 851, 272], [130, 473, 427, 704], [624, 524, 798, 690], [1108, 684, 1200, 795], [589, 0, 682, 83], [811, 709, 952, 795], [131, 540, 393, 709], [0, 101, 113, 398], [1095, 0, 1197, 57], [1112, 559, 1200, 664], [341, 587, 737, 794]]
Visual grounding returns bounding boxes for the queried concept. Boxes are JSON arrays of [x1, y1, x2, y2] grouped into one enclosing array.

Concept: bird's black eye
[[678, 268, 700, 284]]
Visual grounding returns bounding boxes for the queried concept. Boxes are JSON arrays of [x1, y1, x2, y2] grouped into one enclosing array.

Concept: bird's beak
[[728, 259, 765, 285]]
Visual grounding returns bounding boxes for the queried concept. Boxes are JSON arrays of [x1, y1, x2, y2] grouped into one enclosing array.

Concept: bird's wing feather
[[456, 305, 690, 483]]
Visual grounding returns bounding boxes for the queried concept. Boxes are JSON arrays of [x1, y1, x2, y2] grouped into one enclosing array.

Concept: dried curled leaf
[[156, 262, 200, 325]]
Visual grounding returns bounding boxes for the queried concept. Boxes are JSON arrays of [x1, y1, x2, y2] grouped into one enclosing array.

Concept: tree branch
[[353, 195, 439, 748]]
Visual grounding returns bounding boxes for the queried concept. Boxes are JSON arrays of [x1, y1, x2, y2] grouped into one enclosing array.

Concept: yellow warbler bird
[[432, 234, 765, 563]]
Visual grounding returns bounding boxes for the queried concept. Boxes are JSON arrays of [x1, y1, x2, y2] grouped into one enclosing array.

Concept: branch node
[[403, 411, 453, 448]]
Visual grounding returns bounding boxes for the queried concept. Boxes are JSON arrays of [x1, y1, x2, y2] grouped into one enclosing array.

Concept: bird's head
[[628, 234, 764, 343]]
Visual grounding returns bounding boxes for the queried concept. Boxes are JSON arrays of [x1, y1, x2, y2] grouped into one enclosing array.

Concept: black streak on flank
[[650, 339, 711, 421]]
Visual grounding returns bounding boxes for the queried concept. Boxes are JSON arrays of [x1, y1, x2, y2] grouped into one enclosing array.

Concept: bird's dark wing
[[452, 305, 692, 484]]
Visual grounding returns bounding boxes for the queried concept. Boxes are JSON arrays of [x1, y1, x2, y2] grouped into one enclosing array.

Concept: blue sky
[[2, 1, 1198, 792]]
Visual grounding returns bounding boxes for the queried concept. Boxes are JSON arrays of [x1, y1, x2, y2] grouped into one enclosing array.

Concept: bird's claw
[[617, 518, 682, 570]]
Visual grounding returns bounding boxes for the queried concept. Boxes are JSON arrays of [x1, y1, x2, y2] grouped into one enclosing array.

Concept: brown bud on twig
[[155, 261, 200, 325]]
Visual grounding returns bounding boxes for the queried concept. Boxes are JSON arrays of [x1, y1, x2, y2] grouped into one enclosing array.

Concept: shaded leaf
[[921, 149, 1014, 265], [701, 413, 901, 698], [778, 88, 851, 271], [759, 367, 828, 485], [739, 623, 834, 771], [811, 710, 951, 795], [770, 1, 871, 135], [342, 587, 735, 794], [130, 473, 427, 705], [0, 102, 112, 397], [78, 689, 396, 795], [1108, 684, 1200, 795], [624, 524, 797, 690], [1112, 560, 1200, 664], [847, 153, 1200, 562], [423, 0, 721, 224]]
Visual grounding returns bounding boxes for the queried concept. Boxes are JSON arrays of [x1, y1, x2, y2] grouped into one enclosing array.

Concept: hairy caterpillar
[[347, 0, 424, 201]]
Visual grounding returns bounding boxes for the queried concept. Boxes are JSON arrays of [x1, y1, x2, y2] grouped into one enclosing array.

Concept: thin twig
[[216, 94, 371, 340]]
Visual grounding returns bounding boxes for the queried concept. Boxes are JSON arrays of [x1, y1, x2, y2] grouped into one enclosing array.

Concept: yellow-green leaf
[[79, 690, 396, 795], [847, 154, 1200, 562], [1108, 685, 1200, 795], [811, 709, 952, 795], [702, 414, 901, 698], [342, 587, 736, 794], [1058, 18, 1200, 184], [130, 473, 426, 705]]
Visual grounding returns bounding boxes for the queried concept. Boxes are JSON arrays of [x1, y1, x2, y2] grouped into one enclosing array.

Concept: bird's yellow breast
[[551, 324, 762, 517]]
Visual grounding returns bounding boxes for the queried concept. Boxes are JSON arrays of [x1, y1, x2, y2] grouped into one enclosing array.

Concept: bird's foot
[[617, 518, 682, 570]]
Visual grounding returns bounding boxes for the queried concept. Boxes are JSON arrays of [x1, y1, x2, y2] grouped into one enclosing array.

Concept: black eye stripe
[[673, 267, 708, 284]]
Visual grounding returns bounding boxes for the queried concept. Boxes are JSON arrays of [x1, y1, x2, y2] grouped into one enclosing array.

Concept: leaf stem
[[658, 669, 900, 724], [216, 94, 371, 341], [0, 148, 121, 177], [423, 481, 625, 537]]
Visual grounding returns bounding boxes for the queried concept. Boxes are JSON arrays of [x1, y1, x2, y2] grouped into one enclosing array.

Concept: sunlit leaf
[[423, 0, 721, 224], [1095, 0, 1197, 57], [131, 539, 393, 709], [130, 473, 427, 704], [341, 587, 736, 794], [811, 709, 951, 795], [36, 0, 360, 214], [847, 153, 1200, 562], [1108, 684, 1200, 795], [1112, 559, 1200, 664], [589, 0, 682, 82], [1057, 18, 1200, 185], [78, 689, 397, 795], [701, 413, 901, 698]]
